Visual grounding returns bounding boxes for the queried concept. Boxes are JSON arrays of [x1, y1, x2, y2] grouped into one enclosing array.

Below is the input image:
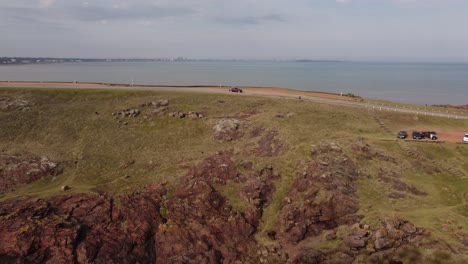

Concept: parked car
[[464, 133, 468, 142], [412, 131, 423, 139], [421, 131, 438, 140], [397, 131, 408, 139], [229, 87, 243, 93]]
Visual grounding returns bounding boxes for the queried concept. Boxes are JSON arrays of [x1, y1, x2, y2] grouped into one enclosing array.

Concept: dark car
[[229, 87, 243, 93], [397, 131, 408, 139], [412, 131, 423, 139], [421, 131, 438, 140]]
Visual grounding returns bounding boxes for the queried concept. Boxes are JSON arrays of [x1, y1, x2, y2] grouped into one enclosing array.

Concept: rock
[[374, 236, 394, 250], [331, 252, 354, 264], [0, 178, 258, 263], [187, 111, 203, 119], [152, 106, 168, 115], [371, 215, 429, 253], [255, 129, 286, 157], [0, 188, 167, 264], [0, 154, 62, 193], [156, 99, 169, 107], [325, 230, 337, 240], [343, 235, 367, 248], [310, 145, 318, 155], [277, 148, 360, 244], [311, 142, 343, 155], [292, 249, 325, 264], [61, 185, 70, 191], [0, 96, 31, 111], [213, 119, 243, 141], [113, 108, 140, 118]]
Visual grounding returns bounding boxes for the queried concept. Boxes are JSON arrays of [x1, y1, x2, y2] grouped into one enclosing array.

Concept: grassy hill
[[1, 87, 467, 263]]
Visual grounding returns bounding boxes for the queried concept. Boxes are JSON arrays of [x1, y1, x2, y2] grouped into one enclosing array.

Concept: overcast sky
[[1, 0, 468, 61]]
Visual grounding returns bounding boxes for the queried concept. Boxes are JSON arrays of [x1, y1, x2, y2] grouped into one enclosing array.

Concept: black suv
[[397, 131, 408, 139], [422, 131, 438, 140], [412, 131, 423, 139]]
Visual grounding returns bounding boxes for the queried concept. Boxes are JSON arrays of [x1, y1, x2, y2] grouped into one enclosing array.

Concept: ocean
[[1, 61, 467, 105]]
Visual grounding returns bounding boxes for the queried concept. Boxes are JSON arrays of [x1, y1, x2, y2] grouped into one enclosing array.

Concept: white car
[[464, 133, 468, 142]]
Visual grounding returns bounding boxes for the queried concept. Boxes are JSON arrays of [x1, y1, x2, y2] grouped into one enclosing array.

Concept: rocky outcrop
[[186, 151, 238, 184], [255, 129, 287, 157], [277, 142, 361, 244], [0, 154, 61, 193], [157, 180, 255, 263], [213, 119, 243, 141], [0, 153, 260, 263], [371, 215, 429, 252], [0, 96, 31, 111], [140, 99, 170, 116], [168, 111, 203, 119], [112, 108, 140, 117], [0, 144, 458, 263], [0, 187, 166, 264]]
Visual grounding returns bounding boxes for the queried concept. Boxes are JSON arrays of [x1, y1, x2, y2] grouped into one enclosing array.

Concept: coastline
[[0, 81, 354, 101]]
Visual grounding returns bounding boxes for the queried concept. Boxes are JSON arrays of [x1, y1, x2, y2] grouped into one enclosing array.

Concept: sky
[[1, 0, 468, 61]]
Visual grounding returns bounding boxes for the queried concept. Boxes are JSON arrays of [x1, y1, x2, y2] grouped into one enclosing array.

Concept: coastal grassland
[[361, 98, 468, 116], [355, 140, 468, 262], [374, 109, 468, 133], [1, 87, 467, 261]]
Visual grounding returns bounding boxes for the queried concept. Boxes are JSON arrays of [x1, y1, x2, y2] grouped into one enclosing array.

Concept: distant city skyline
[[1, 0, 468, 62]]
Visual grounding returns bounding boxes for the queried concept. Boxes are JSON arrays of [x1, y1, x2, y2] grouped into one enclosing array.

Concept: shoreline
[[0, 81, 353, 102]]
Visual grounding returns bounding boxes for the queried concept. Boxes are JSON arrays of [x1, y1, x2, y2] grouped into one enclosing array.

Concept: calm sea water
[[1, 61, 467, 105]]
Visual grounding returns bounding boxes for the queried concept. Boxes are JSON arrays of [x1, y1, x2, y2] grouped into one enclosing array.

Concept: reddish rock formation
[[156, 180, 255, 263], [0, 147, 457, 263], [0, 153, 260, 263], [277, 144, 361, 245], [185, 151, 238, 184], [255, 129, 287, 157], [0, 188, 166, 264], [0, 154, 62, 193]]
